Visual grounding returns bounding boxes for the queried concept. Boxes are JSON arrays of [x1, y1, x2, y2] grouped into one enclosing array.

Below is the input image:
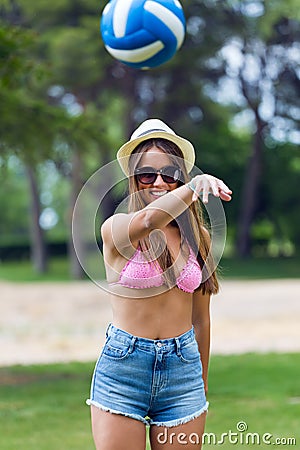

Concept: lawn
[[0, 354, 299, 449], [0, 257, 72, 282], [0, 255, 299, 282]]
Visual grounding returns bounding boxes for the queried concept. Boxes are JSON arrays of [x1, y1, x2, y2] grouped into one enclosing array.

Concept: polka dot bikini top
[[117, 245, 202, 293]]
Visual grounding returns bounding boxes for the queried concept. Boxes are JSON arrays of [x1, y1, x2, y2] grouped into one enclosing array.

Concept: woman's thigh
[[149, 412, 207, 450], [91, 406, 147, 450]]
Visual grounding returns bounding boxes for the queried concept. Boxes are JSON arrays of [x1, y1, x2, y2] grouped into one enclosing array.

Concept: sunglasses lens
[[162, 166, 182, 183], [138, 173, 156, 184], [135, 167, 156, 184], [135, 166, 182, 184]]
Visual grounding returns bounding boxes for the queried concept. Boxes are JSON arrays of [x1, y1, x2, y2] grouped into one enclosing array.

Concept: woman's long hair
[[127, 138, 219, 295]]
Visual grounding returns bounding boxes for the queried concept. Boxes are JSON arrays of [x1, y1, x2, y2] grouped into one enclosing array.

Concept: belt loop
[[175, 337, 181, 356], [129, 336, 137, 353], [106, 322, 112, 338]]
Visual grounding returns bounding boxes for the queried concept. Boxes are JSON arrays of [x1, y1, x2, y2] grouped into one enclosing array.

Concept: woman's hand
[[188, 174, 232, 203]]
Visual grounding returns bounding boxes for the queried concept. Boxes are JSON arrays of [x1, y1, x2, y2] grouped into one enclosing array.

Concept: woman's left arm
[[192, 290, 211, 394]]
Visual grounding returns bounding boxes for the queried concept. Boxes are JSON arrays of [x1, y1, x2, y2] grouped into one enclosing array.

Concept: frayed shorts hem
[[86, 399, 149, 425], [86, 399, 209, 428], [149, 401, 209, 428]]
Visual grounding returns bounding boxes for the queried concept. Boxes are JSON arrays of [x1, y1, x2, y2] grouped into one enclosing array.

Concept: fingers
[[192, 191, 198, 202], [190, 175, 232, 204], [219, 190, 232, 202], [202, 176, 215, 203]]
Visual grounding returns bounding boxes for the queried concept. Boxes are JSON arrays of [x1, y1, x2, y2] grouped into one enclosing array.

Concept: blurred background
[[1, 2, 300, 449], [1, 0, 299, 281]]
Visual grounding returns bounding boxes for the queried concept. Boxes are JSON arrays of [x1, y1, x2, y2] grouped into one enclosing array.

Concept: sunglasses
[[134, 165, 183, 185]]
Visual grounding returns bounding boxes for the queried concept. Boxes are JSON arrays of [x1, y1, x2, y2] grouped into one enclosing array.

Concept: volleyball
[[100, 0, 186, 69]]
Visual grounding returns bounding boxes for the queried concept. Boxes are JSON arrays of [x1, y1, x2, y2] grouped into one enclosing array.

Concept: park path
[[0, 279, 300, 366]]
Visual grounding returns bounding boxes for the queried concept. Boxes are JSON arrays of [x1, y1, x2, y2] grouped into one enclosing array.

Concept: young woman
[[86, 119, 232, 450]]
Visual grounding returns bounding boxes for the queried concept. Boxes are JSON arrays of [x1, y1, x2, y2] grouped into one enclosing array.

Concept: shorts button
[[156, 342, 163, 348]]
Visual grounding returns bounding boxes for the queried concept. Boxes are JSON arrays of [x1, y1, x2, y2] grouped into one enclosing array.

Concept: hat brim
[[117, 131, 195, 176]]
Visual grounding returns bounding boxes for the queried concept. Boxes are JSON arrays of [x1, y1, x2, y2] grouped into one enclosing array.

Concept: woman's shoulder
[[101, 212, 140, 255], [101, 213, 136, 239]]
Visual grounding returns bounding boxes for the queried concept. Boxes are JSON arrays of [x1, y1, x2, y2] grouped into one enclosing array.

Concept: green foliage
[[46, 25, 105, 92], [0, 24, 35, 88], [18, 0, 97, 30], [0, 158, 29, 239], [262, 143, 300, 252], [220, 255, 300, 279], [1, 0, 300, 262], [260, 0, 300, 37], [0, 22, 69, 162]]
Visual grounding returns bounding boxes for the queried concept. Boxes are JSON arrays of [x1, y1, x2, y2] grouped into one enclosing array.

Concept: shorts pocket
[[102, 337, 131, 360], [179, 340, 200, 364]]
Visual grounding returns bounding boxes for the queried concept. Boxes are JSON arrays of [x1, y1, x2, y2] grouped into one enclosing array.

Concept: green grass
[[0, 354, 299, 449], [0, 255, 299, 282], [0, 362, 94, 450], [0, 257, 73, 282], [205, 353, 300, 449]]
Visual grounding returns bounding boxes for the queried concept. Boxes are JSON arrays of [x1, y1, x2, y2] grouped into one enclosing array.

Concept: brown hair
[[127, 138, 219, 295]]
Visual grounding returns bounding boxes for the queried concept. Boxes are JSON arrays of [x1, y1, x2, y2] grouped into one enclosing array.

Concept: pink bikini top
[[117, 246, 202, 293]]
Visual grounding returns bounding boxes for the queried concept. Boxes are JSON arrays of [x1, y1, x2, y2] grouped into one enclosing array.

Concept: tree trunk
[[25, 164, 48, 273], [236, 116, 265, 258], [68, 150, 85, 279], [99, 152, 119, 222]]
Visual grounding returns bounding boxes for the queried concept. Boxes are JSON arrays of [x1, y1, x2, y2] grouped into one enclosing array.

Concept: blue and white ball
[[100, 0, 186, 69]]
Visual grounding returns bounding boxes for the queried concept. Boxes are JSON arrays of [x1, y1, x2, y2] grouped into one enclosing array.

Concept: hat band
[[135, 128, 170, 138]]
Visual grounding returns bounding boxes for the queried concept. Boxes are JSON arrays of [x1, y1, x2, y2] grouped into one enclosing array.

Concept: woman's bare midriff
[[109, 287, 193, 339], [104, 222, 195, 339]]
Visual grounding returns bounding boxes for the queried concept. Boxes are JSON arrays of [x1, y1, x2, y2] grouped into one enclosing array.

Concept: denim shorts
[[86, 324, 208, 427]]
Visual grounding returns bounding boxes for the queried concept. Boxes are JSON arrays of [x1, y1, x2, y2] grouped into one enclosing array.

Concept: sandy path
[[0, 279, 299, 366]]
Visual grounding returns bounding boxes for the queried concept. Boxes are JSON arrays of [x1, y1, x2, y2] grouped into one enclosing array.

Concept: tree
[[183, 0, 300, 257], [0, 20, 57, 271], [0, 12, 103, 273], [2, 0, 299, 273]]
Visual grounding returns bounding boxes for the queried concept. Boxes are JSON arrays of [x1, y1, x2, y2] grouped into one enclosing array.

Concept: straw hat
[[117, 119, 195, 176]]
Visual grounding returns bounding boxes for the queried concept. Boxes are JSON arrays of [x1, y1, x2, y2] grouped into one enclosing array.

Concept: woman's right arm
[[101, 183, 193, 253], [101, 175, 232, 253], [101, 210, 153, 252]]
